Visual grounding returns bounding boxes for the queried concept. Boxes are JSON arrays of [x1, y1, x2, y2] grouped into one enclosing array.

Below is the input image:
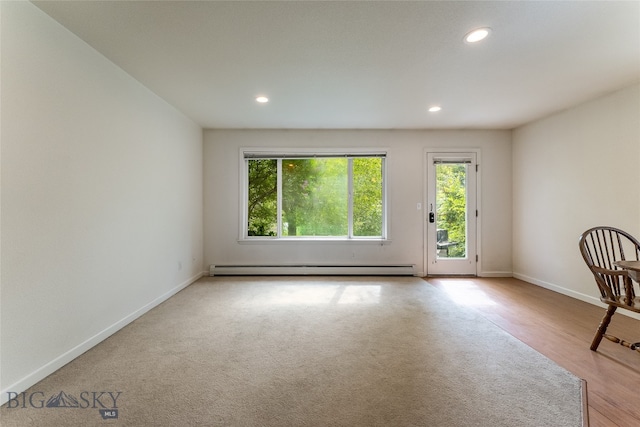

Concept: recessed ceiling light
[[256, 96, 269, 103], [464, 27, 491, 43], [428, 106, 442, 113]]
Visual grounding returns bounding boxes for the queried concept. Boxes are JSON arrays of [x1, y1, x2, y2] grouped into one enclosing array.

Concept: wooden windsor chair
[[578, 226, 640, 352]]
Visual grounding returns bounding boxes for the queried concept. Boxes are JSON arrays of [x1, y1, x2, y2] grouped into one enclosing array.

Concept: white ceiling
[[33, 0, 640, 130]]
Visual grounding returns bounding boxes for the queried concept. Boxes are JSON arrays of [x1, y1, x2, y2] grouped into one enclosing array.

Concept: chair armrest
[[591, 266, 633, 302], [591, 266, 629, 277]]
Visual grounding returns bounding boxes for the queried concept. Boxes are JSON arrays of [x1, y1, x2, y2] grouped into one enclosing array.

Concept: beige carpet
[[1, 276, 585, 426]]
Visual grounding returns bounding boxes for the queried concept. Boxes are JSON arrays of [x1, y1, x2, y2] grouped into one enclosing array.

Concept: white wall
[[512, 84, 640, 303], [0, 2, 204, 399], [204, 129, 512, 276]]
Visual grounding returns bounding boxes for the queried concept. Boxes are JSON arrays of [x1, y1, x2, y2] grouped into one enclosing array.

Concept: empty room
[[1, 1, 639, 426]]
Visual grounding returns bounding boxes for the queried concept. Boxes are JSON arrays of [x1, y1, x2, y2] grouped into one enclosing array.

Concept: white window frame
[[239, 147, 388, 242]]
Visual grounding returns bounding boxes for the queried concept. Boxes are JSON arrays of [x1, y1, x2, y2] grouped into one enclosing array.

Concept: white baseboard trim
[[513, 272, 640, 321], [0, 272, 203, 406], [513, 272, 602, 305], [419, 271, 512, 278]]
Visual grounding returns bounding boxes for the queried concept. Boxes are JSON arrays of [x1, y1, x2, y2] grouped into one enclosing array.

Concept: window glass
[[282, 158, 348, 236], [247, 159, 277, 236], [435, 163, 467, 257], [353, 157, 383, 237]]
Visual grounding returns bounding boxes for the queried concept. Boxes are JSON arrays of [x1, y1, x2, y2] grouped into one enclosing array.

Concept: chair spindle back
[[579, 226, 640, 299]]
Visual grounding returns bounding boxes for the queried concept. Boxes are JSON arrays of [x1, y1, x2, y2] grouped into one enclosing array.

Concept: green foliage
[[436, 164, 466, 257], [282, 158, 348, 236], [247, 159, 277, 236], [353, 158, 383, 236], [247, 157, 383, 237]]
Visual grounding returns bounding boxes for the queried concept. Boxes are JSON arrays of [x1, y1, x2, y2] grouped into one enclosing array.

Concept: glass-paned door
[[426, 152, 477, 275]]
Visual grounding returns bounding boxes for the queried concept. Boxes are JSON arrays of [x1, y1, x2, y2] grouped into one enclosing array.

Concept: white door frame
[[423, 148, 481, 276]]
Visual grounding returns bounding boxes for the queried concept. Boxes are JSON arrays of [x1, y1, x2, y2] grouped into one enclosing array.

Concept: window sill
[[237, 238, 391, 245]]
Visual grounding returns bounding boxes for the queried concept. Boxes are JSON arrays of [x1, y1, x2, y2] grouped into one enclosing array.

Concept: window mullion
[[348, 158, 354, 238], [244, 160, 249, 238], [277, 159, 282, 238], [381, 158, 387, 239]]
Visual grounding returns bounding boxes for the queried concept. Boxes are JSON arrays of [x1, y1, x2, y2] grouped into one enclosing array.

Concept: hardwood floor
[[425, 277, 640, 427]]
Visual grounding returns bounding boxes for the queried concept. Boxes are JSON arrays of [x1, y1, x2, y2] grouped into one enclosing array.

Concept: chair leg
[[591, 305, 617, 351]]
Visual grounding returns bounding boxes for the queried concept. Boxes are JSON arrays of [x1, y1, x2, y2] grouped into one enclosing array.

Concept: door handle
[[429, 212, 435, 223]]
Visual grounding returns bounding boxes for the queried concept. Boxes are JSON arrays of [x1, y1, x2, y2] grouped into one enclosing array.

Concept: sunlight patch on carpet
[[437, 279, 498, 306]]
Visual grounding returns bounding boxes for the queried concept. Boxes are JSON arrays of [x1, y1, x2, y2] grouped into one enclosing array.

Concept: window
[[243, 151, 386, 239]]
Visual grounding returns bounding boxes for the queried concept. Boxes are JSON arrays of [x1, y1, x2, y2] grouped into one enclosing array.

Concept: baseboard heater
[[209, 264, 415, 276]]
